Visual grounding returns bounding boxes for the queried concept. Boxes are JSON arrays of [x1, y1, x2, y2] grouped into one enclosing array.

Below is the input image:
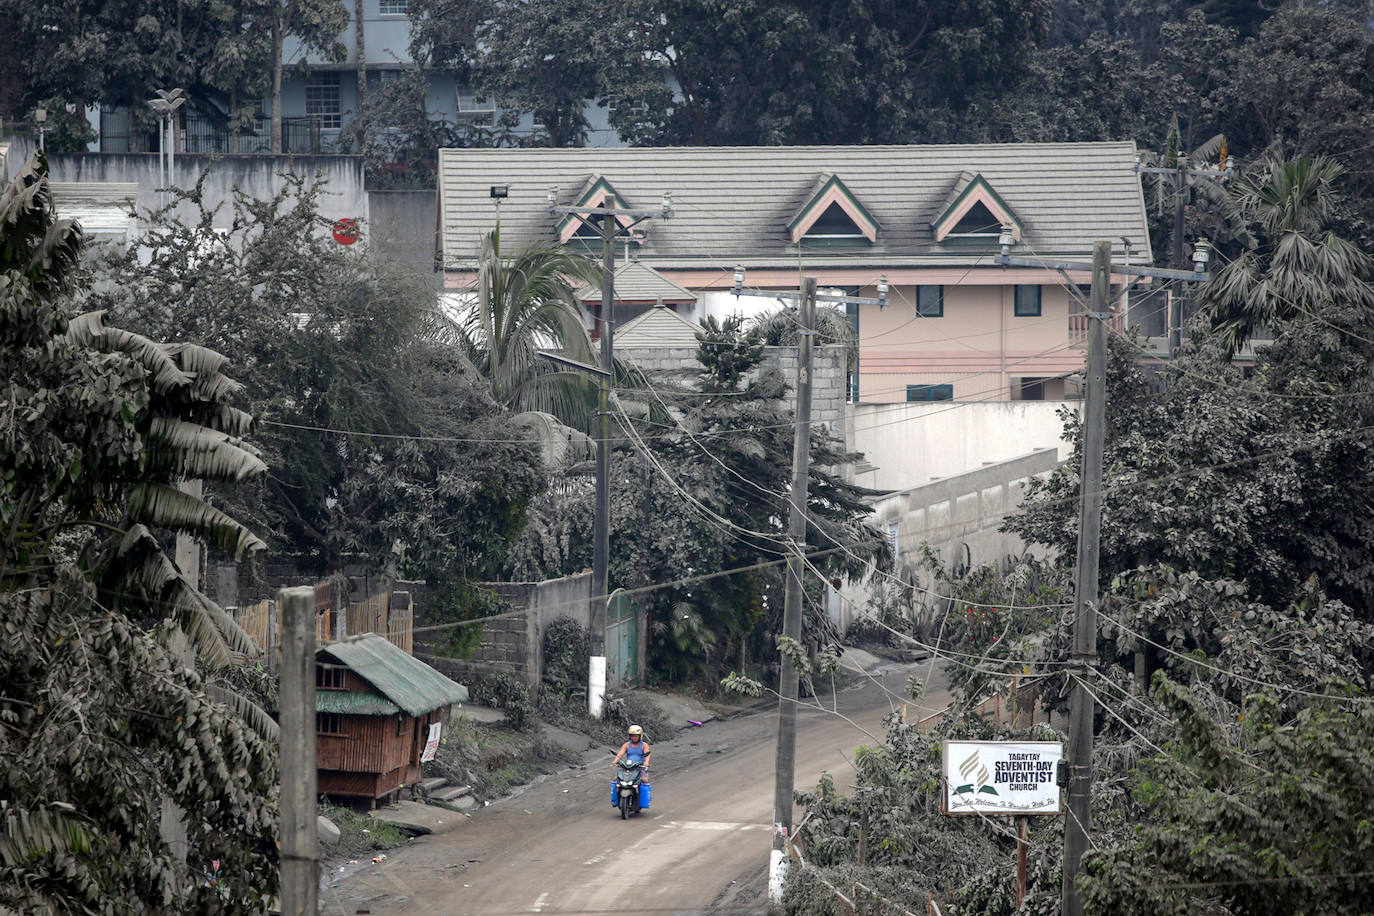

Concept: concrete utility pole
[[769, 277, 816, 904], [588, 209, 617, 719], [1133, 145, 1232, 352], [546, 188, 673, 718], [279, 586, 318, 916], [1061, 241, 1110, 916]]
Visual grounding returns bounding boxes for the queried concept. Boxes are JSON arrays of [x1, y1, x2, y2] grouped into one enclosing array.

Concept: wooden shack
[[314, 633, 469, 804]]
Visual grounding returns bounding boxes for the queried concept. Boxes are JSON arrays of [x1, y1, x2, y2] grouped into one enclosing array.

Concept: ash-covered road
[[327, 659, 947, 916]]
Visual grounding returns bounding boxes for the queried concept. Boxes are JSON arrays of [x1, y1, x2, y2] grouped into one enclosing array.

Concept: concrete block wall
[[436, 571, 593, 688], [835, 448, 1063, 634], [873, 448, 1062, 577]]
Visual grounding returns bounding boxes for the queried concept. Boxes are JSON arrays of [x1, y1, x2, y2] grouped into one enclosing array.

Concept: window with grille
[[378, 0, 409, 14], [917, 285, 944, 317], [1016, 377, 1046, 401], [305, 72, 341, 129], [316, 665, 346, 690], [316, 713, 345, 736], [1014, 284, 1042, 317], [906, 384, 953, 401], [887, 522, 900, 557]]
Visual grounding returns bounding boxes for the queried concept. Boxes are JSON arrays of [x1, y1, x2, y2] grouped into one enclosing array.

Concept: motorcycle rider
[[614, 725, 651, 782]]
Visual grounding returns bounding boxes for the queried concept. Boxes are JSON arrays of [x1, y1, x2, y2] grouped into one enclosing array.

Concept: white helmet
[[627, 725, 643, 738]]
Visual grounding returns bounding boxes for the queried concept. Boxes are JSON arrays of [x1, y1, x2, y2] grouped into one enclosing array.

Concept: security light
[[661, 192, 673, 219], [546, 187, 557, 212], [1132, 152, 1141, 172], [490, 185, 509, 199], [1192, 238, 1211, 274], [732, 265, 744, 296], [877, 275, 889, 309]]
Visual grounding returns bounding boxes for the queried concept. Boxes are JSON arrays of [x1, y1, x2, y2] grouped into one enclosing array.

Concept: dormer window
[[932, 171, 1022, 243], [788, 174, 878, 246], [556, 176, 637, 245], [948, 200, 1003, 236]]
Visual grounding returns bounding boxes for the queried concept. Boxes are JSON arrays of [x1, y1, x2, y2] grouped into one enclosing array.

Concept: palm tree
[[452, 228, 601, 418], [1, 152, 267, 668], [1201, 155, 1374, 356], [1, 152, 279, 906]]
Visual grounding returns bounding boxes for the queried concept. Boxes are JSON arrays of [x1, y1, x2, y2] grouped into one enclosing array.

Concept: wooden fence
[[233, 599, 272, 653], [229, 583, 414, 662], [913, 673, 1052, 734]]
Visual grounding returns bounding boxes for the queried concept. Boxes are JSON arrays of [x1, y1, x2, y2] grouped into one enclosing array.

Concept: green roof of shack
[[317, 633, 468, 717]]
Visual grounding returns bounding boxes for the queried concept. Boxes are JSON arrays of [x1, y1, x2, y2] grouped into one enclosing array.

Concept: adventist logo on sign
[[941, 741, 1063, 816]]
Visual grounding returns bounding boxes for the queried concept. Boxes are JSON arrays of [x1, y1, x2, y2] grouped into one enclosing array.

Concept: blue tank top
[[625, 739, 648, 764]]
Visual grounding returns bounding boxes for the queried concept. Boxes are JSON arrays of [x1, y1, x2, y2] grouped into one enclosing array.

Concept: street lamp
[[545, 185, 674, 719], [147, 89, 187, 207], [32, 108, 48, 153]]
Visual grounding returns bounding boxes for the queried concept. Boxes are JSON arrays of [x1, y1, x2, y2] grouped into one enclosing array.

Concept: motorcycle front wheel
[[620, 795, 630, 819]]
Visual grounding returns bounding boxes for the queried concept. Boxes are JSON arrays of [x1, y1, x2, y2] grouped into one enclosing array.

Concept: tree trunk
[[271, 16, 283, 154]]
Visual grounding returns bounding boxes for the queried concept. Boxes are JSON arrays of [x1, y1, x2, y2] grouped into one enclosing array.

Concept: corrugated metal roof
[[319, 634, 468, 716], [50, 182, 138, 239], [316, 691, 401, 716], [576, 261, 697, 304], [438, 143, 1153, 271], [616, 304, 701, 348]]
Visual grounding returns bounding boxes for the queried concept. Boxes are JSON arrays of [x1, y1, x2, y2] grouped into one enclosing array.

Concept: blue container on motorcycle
[[610, 780, 652, 809]]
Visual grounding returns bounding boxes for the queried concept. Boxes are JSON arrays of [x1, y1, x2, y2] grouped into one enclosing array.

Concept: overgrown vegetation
[[510, 313, 887, 690], [0, 153, 279, 912], [786, 155, 1374, 914]]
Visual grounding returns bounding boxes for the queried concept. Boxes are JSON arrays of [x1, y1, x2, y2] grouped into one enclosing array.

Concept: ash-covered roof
[[438, 142, 1152, 271], [318, 633, 468, 717]]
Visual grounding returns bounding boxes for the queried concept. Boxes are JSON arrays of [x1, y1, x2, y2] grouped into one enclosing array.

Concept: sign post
[[942, 740, 1063, 908]]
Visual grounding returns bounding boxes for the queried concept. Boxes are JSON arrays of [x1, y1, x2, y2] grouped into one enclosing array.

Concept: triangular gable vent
[[950, 200, 1003, 236], [932, 172, 1022, 242], [787, 173, 878, 243], [557, 176, 636, 243]]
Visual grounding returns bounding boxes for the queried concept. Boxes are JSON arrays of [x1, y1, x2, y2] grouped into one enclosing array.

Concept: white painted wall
[[851, 400, 1077, 492], [697, 289, 789, 326]]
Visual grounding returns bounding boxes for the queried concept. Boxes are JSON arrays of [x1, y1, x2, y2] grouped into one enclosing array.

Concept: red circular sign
[[332, 218, 360, 245]]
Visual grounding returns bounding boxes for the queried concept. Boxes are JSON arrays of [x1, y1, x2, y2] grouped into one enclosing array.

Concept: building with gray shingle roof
[[438, 143, 1154, 404], [438, 142, 1151, 270]]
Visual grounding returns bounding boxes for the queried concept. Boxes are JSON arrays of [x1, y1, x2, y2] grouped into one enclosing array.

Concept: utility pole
[[1061, 241, 1110, 916], [994, 233, 1210, 915], [588, 209, 617, 719], [1169, 157, 1187, 352], [547, 188, 672, 717], [279, 586, 318, 916], [1133, 144, 1232, 353], [769, 276, 816, 905]]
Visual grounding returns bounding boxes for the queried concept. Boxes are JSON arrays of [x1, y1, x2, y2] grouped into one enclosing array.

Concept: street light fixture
[[545, 186, 673, 720], [32, 108, 48, 153], [148, 88, 187, 208]]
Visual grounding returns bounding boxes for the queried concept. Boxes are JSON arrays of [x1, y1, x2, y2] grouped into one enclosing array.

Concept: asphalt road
[[326, 659, 948, 916]]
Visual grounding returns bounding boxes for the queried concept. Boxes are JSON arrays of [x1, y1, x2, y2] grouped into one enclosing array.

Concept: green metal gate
[[605, 590, 639, 688]]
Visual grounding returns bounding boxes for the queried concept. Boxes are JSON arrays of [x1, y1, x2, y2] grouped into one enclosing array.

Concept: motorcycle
[[611, 760, 650, 819]]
